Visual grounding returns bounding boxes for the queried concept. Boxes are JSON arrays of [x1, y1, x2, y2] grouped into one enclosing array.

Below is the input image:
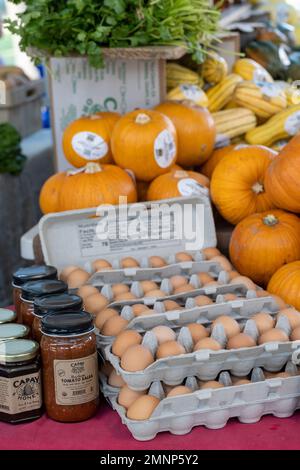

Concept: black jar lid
[[41, 311, 94, 336], [13, 265, 57, 287], [21, 280, 67, 302], [34, 293, 83, 317]]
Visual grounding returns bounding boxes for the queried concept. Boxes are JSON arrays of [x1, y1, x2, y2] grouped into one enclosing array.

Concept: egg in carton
[[104, 309, 300, 390]]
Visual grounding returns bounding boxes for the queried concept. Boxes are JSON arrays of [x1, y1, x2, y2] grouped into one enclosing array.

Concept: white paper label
[[285, 111, 300, 135], [256, 81, 280, 98], [253, 69, 270, 83], [180, 84, 202, 102], [0, 371, 42, 415], [178, 178, 208, 197], [72, 131, 108, 160], [154, 130, 176, 168], [215, 134, 231, 149]]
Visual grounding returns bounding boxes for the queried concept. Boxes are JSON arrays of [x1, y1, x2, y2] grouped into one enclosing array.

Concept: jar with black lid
[[32, 293, 83, 342], [12, 266, 57, 322], [20, 280, 67, 329], [0, 339, 42, 423], [0, 324, 30, 342], [0, 308, 17, 324], [41, 311, 99, 423]]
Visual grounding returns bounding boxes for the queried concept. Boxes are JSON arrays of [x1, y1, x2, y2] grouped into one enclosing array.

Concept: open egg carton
[[99, 363, 300, 441], [103, 312, 300, 390]]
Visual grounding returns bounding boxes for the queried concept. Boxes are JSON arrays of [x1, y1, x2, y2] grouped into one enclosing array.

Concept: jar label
[[0, 371, 42, 415], [177, 178, 208, 197], [154, 130, 176, 168], [285, 111, 300, 135], [72, 132, 108, 160], [54, 352, 99, 405]]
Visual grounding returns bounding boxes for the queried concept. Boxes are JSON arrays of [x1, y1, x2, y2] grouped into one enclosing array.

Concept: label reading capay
[[0, 372, 42, 415]]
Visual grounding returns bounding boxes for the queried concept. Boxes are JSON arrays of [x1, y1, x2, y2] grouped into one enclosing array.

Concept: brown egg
[[187, 323, 209, 344], [95, 308, 118, 330], [144, 289, 166, 298], [194, 295, 214, 307], [278, 308, 300, 329], [108, 370, 126, 387], [67, 269, 90, 289], [167, 386, 192, 397], [205, 281, 221, 287], [131, 304, 151, 316], [256, 289, 270, 298], [227, 333, 256, 349], [291, 326, 300, 341], [174, 284, 195, 295], [223, 293, 238, 302], [139, 280, 159, 293], [176, 252, 194, 262], [270, 295, 287, 310], [202, 247, 221, 260], [112, 330, 142, 357], [197, 272, 214, 285], [59, 265, 79, 282], [227, 271, 240, 281], [258, 328, 289, 345], [234, 379, 251, 385], [231, 375, 249, 384], [169, 275, 188, 290], [111, 284, 130, 297], [121, 257, 140, 268], [163, 300, 182, 311], [230, 276, 256, 290], [78, 285, 99, 300], [252, 312, 275, 335], [211, 256, 232, 272], [200, 381, 224, 390], [194, 337, 222, 351], [151, 326, 176, 345], [127, 395, 160, 420], [92, 259, 112, 271], [101, 316, 129, 336], [264, 371, 278, 378], [138, 309, 155, 317], [118, 386, 146, 409], [276, 372, 291, 378], [114, 292, 137, 301], [121, 345, 154, 372], [212, 316, 240, 338], [149, 256, 167, 268], [84, 293, 109, 315], [156, 341, 185, 359], [100, 361, 113, 377]]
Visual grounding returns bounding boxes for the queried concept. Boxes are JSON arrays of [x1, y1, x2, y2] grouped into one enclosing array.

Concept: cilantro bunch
[[7, 0, 221, 68], [0, 123, 26, 175]]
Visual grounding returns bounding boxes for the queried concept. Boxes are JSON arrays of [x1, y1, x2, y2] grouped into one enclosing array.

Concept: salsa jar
[[0, 308, 17, 324], [20, 280, 67, 329], [12, 266, 57, 322], [0, 339, 42, 423], [41, 311, 99, 423], [0, 324, 30, 342], [32, 293, 83, 342]]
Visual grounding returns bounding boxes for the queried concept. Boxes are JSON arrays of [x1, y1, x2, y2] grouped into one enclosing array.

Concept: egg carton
[[96, 295, 279, 349], [104, 314, 300, 390], [99, 364, 300, 441]]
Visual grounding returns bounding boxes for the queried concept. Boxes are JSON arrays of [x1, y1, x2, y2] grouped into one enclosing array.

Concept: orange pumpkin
[[230, 210, 300, 286], [147, 170, 210, 201], [62, 112, 120, 168], [211, 145, 277, 225], [111, 109, 177, 182], [201, 144, 236, 178], [58, 163, 137, 211], [265, 133, 300, 213], [39, 172, 66, 214], [135, 164, 182, 202], [154, 101, 216, 167], [268, 261, 300, 310]]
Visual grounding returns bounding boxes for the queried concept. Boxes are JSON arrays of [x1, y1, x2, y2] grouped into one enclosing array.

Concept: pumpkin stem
[[252, 182, 264, 194], [135, 113, 151, 124], [85, 162, 102, 174], [263, 214, 279, 226], [174, 170, 189, 178]]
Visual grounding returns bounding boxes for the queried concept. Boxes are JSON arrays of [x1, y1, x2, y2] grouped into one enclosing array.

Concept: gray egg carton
[[99, 365, 300, 441], [96, 295, 279, 349], [104, 314, 300, 390]]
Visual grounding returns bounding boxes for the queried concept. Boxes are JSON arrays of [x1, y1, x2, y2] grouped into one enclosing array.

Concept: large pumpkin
[[268, 261, 300, 310], [59, 163, 137, 211], [39, 172, 66, 214], [147, 169, 210, 201], [265, 133, 300, 213], [211, 145, 277, 225], [136, 164, 182, 202], [111, 109, 177, 182], [63, 112, 120, 168], [154, 101, 216, 167], [230, 210, 300, 286], [201, 144, 236, 179]]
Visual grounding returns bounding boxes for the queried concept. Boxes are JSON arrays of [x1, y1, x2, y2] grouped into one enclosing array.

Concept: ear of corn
[[166, 63, 203, 90], [167, 84, 208, 107], [212, 108, 257, 140], [202, 52, 228, 84], [234, 81, 287, 119], [206, 74, 243, 112], [233, 58, 274, 83]]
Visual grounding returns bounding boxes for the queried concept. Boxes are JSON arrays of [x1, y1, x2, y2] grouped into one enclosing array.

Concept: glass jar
[[0, 324, 30, 342], [0, 339, 42, 423], [32, 293, 83, 342], [20, 280, 67, 329], [12, 266, 57, 322], [0, 308, 17, 324], [41, 311, 99, 423]]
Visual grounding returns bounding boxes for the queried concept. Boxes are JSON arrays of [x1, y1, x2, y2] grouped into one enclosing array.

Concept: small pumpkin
[[147, 169, 210, 201], [264, 133, 300, 213], [268, 261, 300, 311], [39, 172, 66, 214], [136, 164, 182, 202], [201, 145, 236, 179], [211, 145, 277, 225], [111, 109, 177, 182], [230, 210, 300, 286], [155, 101, 216, 167], [63, 112, 120, 168]]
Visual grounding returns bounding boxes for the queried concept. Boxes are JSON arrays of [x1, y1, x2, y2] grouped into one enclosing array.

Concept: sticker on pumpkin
[[72, 132, 108, 161], [256, 81, 281, 98], [284, 111, 300, 135], [215, 134, 231, 149], [180, 84, 203, 102], [154, 130, 176, 168], [253, 69, 270, 83], [178, 178, 208, 197]]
